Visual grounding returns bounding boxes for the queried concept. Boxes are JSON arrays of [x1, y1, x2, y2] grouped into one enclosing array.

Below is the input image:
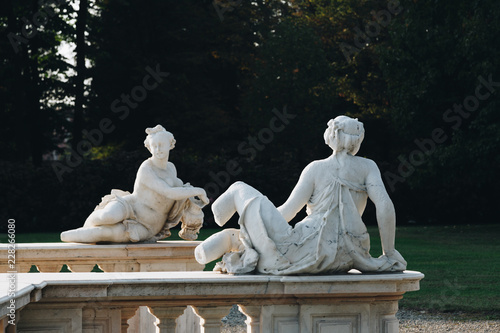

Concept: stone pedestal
[[1, 270, 423, 333]]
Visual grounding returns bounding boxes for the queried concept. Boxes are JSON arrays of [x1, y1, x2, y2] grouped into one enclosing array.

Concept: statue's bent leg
[[212, 181, 267, 226], [83, 201, 128, 227], [194, 228, 242, 264]]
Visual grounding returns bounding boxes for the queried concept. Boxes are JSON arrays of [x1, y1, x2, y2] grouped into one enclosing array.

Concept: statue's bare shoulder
[[167, 161, 178, 176]]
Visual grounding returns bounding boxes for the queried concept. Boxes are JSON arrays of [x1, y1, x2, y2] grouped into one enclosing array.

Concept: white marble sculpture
[[195, 115, 407, 274], [61, 125, 209, 243]]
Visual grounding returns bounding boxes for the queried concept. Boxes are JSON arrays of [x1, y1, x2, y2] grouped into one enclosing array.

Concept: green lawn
[[3, 224, 499, 315], [367, 224, 500, 316]]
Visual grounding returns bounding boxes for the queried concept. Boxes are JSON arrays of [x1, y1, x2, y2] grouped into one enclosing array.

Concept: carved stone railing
[[0, 241, 204, 273], [0, 241, 205, 332], [1, 270, 424, 333]]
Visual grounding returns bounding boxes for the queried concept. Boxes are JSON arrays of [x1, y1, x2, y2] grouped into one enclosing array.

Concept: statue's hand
[[194, 188, 209, 206], [199, 192, 209, 205]]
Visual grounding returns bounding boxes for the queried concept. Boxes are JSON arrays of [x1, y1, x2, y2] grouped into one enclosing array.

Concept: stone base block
[[2, 270, 423, 333]]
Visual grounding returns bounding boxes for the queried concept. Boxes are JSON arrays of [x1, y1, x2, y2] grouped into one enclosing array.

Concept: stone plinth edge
[[1, 270, 423, 333], [0, 241, 204, 273]]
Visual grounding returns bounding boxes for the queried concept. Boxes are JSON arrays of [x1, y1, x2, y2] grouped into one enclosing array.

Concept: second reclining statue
[[195, 115, 407, 274], [60, 125, 208, 244]]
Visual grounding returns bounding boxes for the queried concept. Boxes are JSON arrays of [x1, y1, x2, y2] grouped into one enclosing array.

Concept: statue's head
[[144, 125, 176, 158], [323, 116, 364, 155]]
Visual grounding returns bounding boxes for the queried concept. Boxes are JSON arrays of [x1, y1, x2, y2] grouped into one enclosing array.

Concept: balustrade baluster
[[149, 306, 187, 332], [192, 305, 232, 333], [238, 305, 261, 333], [120, 307, 139, 333]]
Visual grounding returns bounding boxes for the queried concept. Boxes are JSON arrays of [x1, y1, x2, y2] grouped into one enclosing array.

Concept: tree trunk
[[73, 0, 88, 147], [27, 0, 42, 166]]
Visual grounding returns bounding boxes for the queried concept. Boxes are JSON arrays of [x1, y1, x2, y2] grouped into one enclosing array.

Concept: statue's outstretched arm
[[138, 164, 208, 203], [365, 160, 397, 256], [277, 163, 315, 222]]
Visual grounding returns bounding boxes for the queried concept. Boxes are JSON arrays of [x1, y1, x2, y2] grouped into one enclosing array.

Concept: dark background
[[1, 0, 499, 233]]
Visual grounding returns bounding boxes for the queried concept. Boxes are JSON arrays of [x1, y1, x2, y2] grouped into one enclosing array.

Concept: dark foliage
[[1, 0, 499, 232]]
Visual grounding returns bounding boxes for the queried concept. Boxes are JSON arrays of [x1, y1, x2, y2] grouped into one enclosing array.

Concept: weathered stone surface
[[196, 116, 407, 275], [60, 125, 208, 244], [1, 270, 423, 333], [0, 241, 204, 273]]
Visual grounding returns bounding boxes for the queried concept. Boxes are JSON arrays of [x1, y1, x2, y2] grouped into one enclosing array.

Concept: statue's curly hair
[[323, 116, 365, 155], [144, 125, 176, 153]]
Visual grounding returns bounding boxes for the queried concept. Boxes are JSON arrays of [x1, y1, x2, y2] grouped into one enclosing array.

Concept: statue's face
[[149, 132, 174, 160]]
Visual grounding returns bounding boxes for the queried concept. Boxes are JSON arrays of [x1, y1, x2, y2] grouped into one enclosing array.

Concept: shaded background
[[1, 0, 499, 233]]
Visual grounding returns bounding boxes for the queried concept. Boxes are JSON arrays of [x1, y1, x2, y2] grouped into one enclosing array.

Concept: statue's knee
[[229, 181, 262, 199], [96, 206, 126, 224], [231, 181, 245, 188]]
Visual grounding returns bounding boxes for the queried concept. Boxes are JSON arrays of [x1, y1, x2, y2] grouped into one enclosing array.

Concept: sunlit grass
[[367, 224, 500, 315]]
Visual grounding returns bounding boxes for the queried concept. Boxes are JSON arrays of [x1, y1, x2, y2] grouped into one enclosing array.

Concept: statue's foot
[[60, 227, 99, 243], [60, 229, 83, 243], [61, 225, 131, 243]]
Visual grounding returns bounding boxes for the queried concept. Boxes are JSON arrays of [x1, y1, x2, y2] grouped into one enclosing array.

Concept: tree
[[72, 0, 88, 146], [378, 0, 500, 223], [0, 0, 74, 165], [242, 18, 337, 166]]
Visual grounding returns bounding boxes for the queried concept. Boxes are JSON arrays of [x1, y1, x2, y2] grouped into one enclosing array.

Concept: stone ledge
[[1, 270, 423, 333], [0, 240, 201, 250], [0, 241, 204, 273], [1, 270, 423, 305]]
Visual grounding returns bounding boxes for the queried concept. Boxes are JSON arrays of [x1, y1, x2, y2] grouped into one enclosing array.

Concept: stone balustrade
[[0, 241, 204, 273], [1, 270, 424, 333], [0, 241, 205, 332]]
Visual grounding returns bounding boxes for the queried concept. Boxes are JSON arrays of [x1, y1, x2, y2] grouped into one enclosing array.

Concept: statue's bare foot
[[60, 225, 128, 243], [60, 228, 93, 243]]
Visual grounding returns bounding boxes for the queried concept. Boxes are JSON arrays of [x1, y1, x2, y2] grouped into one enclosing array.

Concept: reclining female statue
[[195, 115, 407, 274], [61, 125, 209, 243]]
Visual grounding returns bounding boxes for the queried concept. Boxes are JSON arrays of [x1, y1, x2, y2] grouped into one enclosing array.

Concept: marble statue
[[61, 125, 209, 244], [195, 115, 407, 274]]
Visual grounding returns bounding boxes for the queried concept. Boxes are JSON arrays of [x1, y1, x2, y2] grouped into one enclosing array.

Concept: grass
[[3, 224, 499, 315], [367, 224, 500, 316]]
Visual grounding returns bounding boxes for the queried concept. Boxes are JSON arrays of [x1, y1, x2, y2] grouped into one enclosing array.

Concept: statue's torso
[[126, 160, 184, 234], [309, 155, 370, 216]]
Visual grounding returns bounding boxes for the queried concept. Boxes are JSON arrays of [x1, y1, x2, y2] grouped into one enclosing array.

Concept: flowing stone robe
[[216, 178, 406, 275]]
